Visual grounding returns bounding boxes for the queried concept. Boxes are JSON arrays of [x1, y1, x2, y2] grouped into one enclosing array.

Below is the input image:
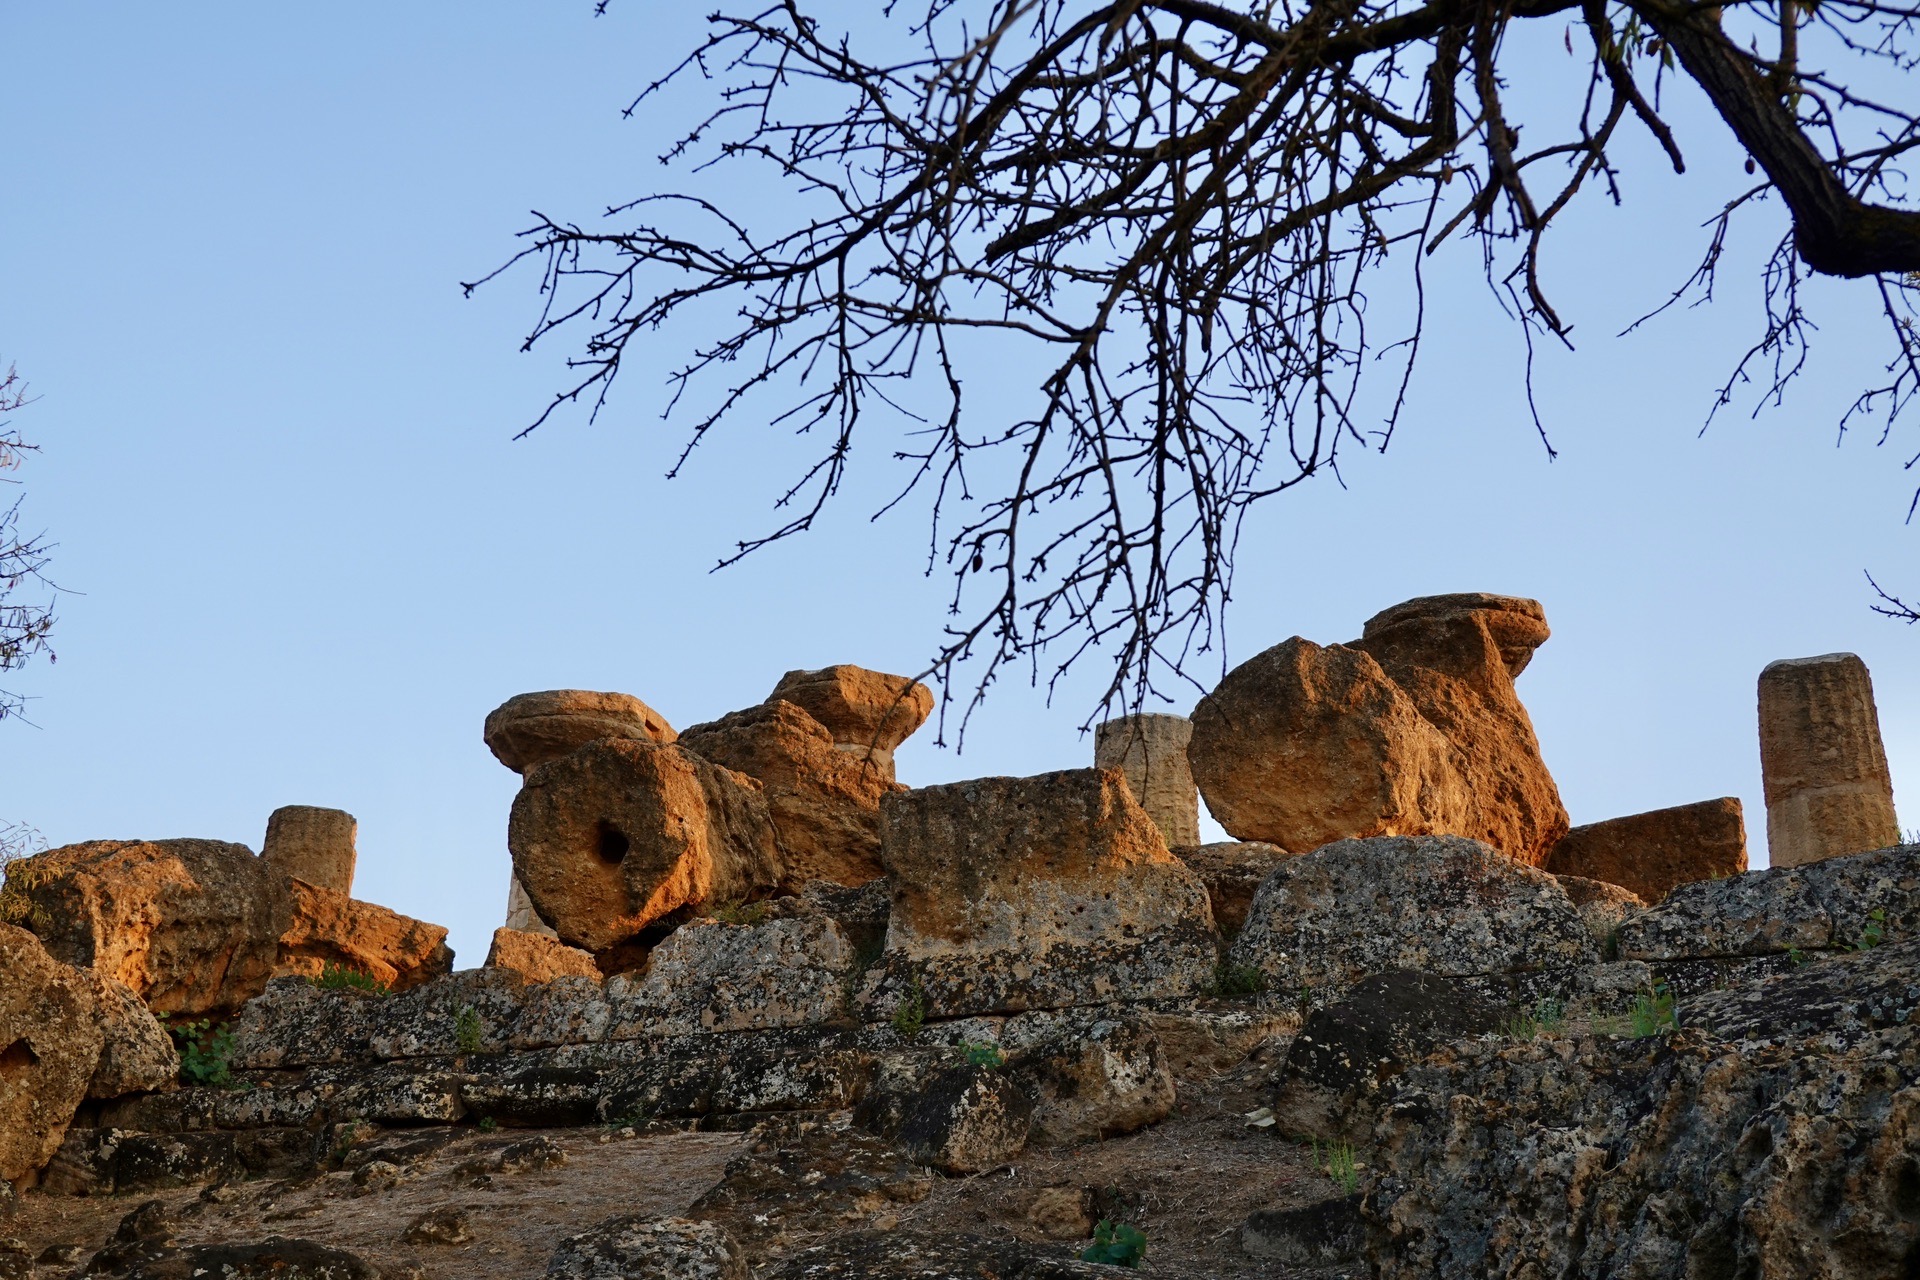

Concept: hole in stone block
[[594, 822, 631, 866], [0, 1038, 39, 1080]]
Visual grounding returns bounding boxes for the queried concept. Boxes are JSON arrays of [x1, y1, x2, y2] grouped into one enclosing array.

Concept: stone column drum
[[261, 805, 357, 894], [1758, 653, 1901, 867], [504, 874, 560, 939], [1094, 713, 1201, 849]]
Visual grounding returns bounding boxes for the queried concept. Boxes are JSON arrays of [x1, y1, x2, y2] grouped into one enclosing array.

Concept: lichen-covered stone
[[1368, 944, 1920, 1279], [1172, 841, 1295, 937], [854, 1057, 1032, 1174], [81, 972, 177, 1101], [679, 700, 897, 890], [105, 1237, 381, 1279], [869, 769, 1216, 1018], [0, 924, 103, 1186], [1268, 970, 1503, 1141], [546, 1214, 748, 1280], [1554, 874, 1646, 950], [1230, 836, 1595, 995], [1617, 843, 1920, 962], [509, 738, 781, 953], [609, 916, 854, 1037], [485, 689, 677, 775], [765, 1231, 1109, 1279], [1008, 1012, 1174, 1144]]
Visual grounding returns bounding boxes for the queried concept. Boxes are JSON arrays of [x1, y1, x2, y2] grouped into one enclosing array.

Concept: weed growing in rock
[[0, 852, 53, 933], [1205, 961, 1267, 998], [313, 964, 391, 996], [1502, 998, 1567, 1040], [167, 1018, 238, 1089], [840, 939, 886, 1014], [1853, 908, 1888, 951], [1628, 983, 1677, 1037], [961, 1041, 1006, 1069], [475, 1116, 498, 1133], [1311, 1138, 1362, 1195], [710, 900, 771, 927], [454, 1005, 485, 1054], [1080, 1221, 1147, 1268], [891, 979, 927, 1039]]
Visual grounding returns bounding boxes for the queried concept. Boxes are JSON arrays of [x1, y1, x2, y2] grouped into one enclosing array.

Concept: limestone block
[[14, 839, 292, 1017], [1544, 797, 1747, 903], [1553, 875, 1647, 948], [0, 924, 103, 1186], [80, 972, 179, 1101], [1189, 594, 1568, 864], [1759, 653, 1901, 867], [273, 879, 453, 993], [1094, 713, 1201, 848], [483, 689, 676, 775], [678, 700, 896, 890], [1229, 835, 1597, 995], [548, 1215, 748, 1280], [507, 739, 782, 953], [868, 768, 1217, 1017], [1172, 841, 1295, 937], [765, 665, 933, 780], [485, 927, 601, 984], [261, 805, 357, 895], [606, 916, 853, 1036], [505, 874, 559, 938]]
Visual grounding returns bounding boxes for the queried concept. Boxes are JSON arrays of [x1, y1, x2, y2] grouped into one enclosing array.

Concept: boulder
[[12, 839, 291, 1017], [1268, 970, 1504, 1140], [1240, 1197, 1364, 1267], [81, 973, 178, 1101], [100, 1238, 380, 1280], [1093, 713, 1200, 848], [1617, 843, 1920, 962], [679, 700, 896, 890], [1367, 943, 1920, 1280], [869, 768, 1217, 1017], [763, 1231, 1111, 1279], [854, 1058, 1033, 1174], [1189, 593, 1567, 864], [485, 927, 601, 983], [1171, 841, 1294, 937], [485, 689, 677, 775], [1544, 797, 1747, 903], [765, 665, 933, 779], [1008, 1014, 1175, 1144], [610, 915, 854, 1036], [261, 806, 356, 895], [508, 738, 781, 954], [1759, 653, 1901, 867], [0, 924, 103, 1187], [1553, 875, 1646, 950], [1230, 835, 1596, 995], [274, 879, 452, 993], [547, 1214, 748, 1280]]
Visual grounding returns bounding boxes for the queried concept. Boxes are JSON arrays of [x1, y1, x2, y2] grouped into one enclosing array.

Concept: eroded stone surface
[[80, 973, 177, 1102], [1189, 595, 1567, 864], [1759, 653, 1901, 868], [765, 666, 933, 778], [276, 879, 452, 993], [262, 806, 357, 896], [1093, 714, 1200, 849], [612, 916, 854, 1036], [0, 924, 102, 1186], [508, 739, 781, 954], [1544, 797, 1747, 903], [486, 928, 601, 984], [1554, 875, 1647, 949], [679, 700, 897, 890], [1231, 836, 1595, 995], [854, 1057, 1032, 1174], [485, 690, 677, 775], [869, 769, 1216, 1017], [547, 1214, 748, 1280], [1172, 841, 1295, 937]]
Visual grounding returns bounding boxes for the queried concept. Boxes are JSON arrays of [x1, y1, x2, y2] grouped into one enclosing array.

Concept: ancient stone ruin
[[1, 599, 1914, 1279]]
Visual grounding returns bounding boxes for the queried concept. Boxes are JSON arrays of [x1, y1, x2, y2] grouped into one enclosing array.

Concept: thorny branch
[[0, 363, 56, 725], [475, 0, 1920, 740]]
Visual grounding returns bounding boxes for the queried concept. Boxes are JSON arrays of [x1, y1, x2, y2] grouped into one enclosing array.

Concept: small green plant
[[1787, 946, 1809, 967], [1502, 997, 1567, 1040], [1294, 986, 1315, 1016], [167, 1018, 238, 1089], [709, 900, 771, 926], [1628, 982, 1677, 1037], [1310, 1138, 1361, 1195], [312, 963, 391, 995], [1080, 1220, 1148, 1268], [0, 852, 54, 932], [961, 1041, 1006, 1069], [1205, 960, 1267, 998], [475, 1116, 498, 1133], [454, 1005, 484, 1054], [329, 1120, 370, 1165], [1853, 908, 1888, 951], [891, 979, 927, 1039]]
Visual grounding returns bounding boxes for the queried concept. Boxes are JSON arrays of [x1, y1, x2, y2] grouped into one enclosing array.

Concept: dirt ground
[[2, 1053, 1353, 1278]]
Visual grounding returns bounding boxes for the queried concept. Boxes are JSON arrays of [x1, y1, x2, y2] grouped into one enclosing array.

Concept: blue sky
[[5, 4, 1917, 967]]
